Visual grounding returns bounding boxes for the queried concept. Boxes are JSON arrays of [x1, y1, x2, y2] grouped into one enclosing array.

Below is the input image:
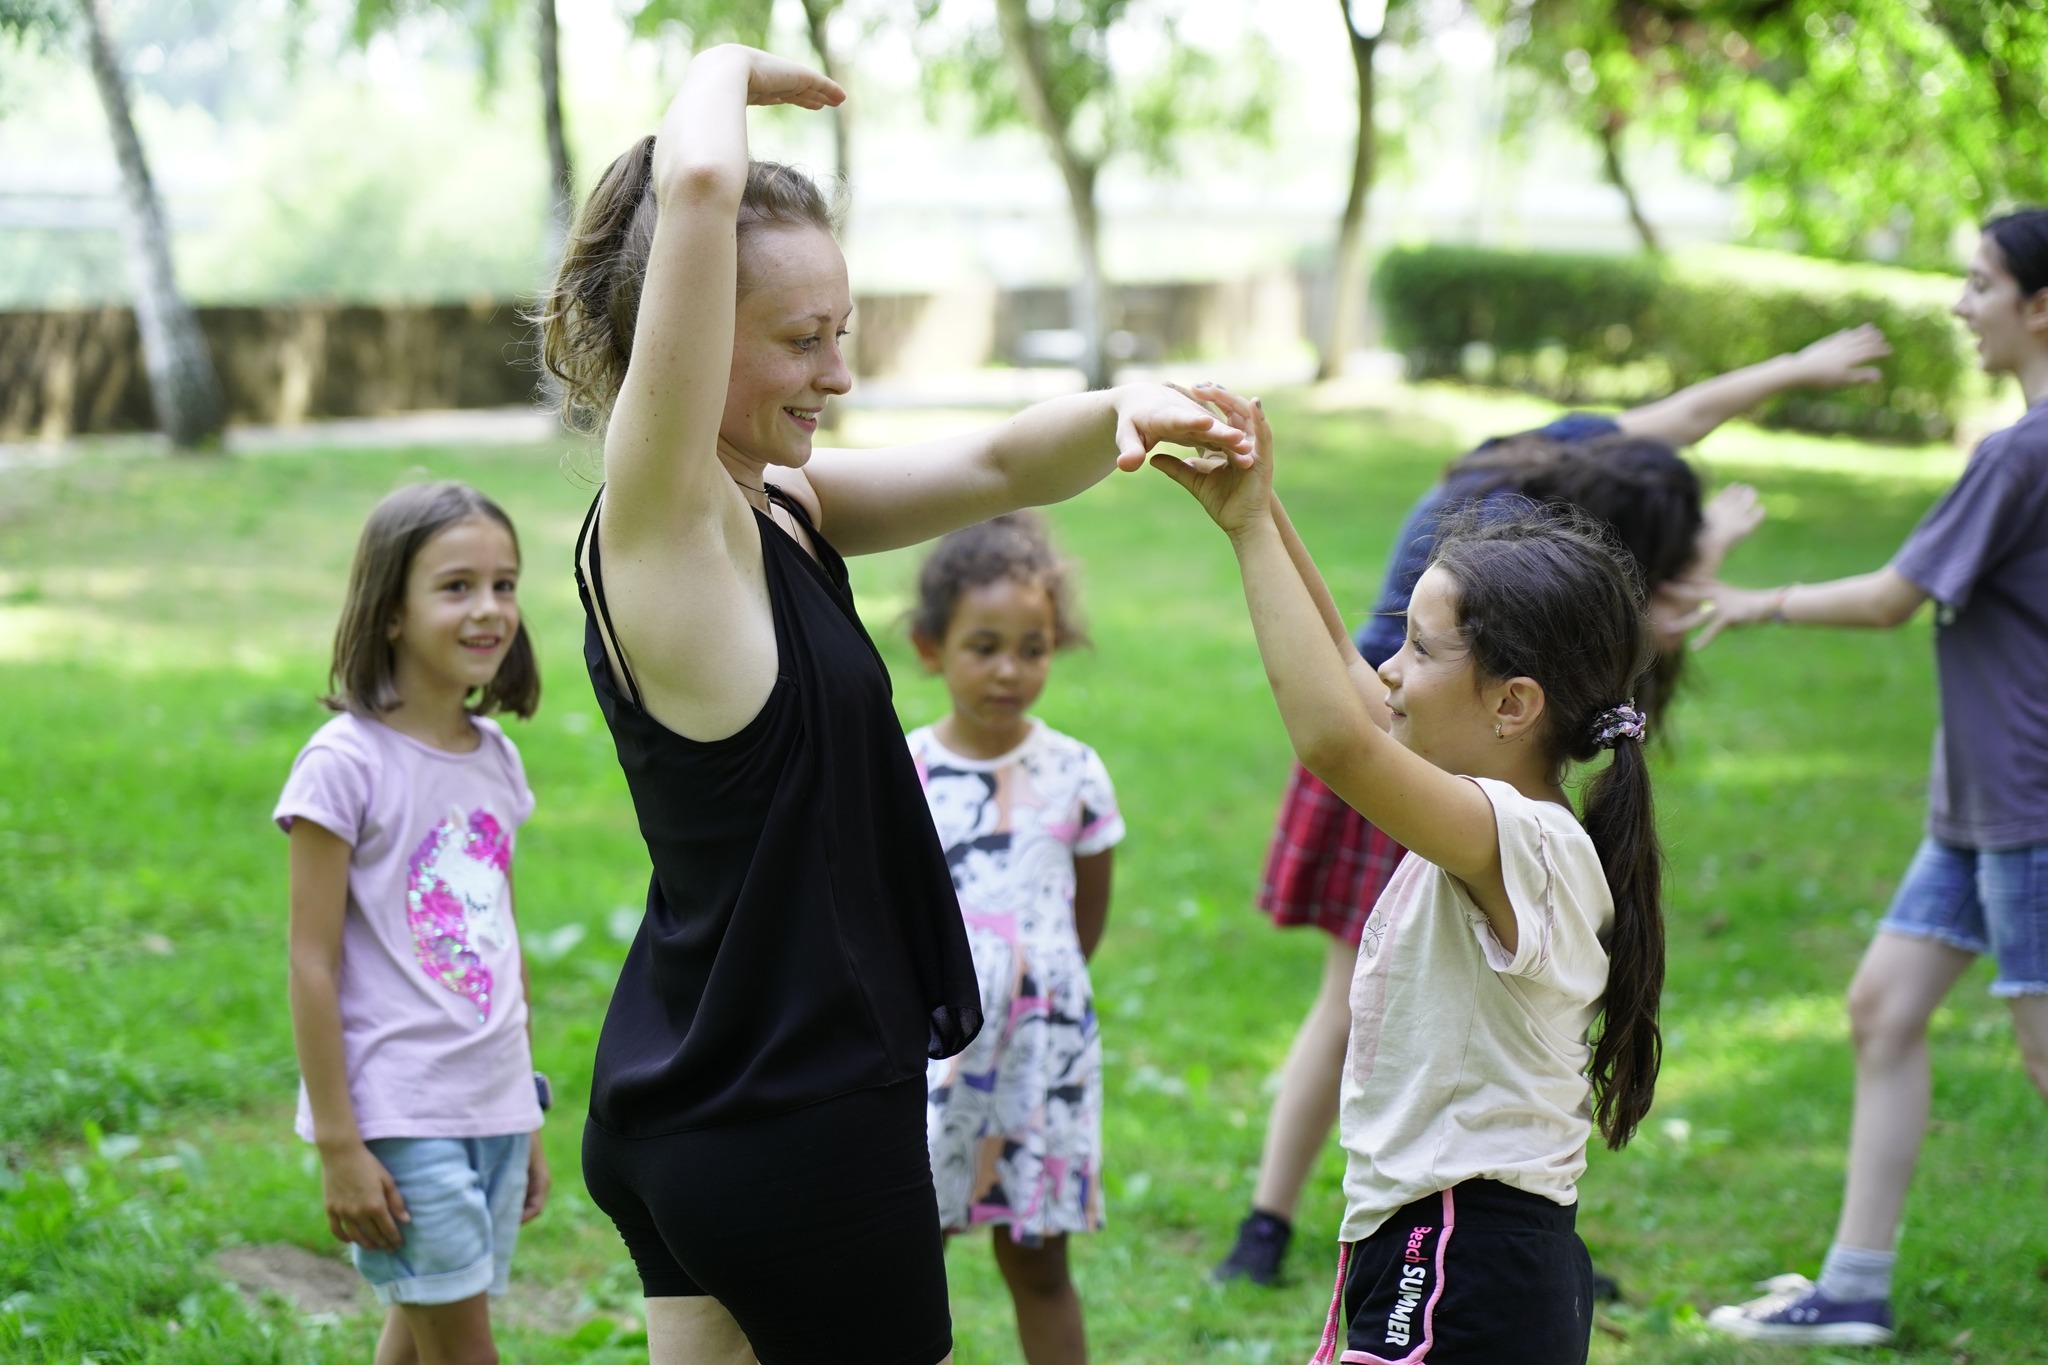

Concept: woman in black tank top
[[538, 44, 1251, 1365]]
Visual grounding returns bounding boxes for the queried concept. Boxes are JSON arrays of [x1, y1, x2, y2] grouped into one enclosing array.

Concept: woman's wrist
[[689, 42, 756, 73], [1766, 584, 1796, 623]]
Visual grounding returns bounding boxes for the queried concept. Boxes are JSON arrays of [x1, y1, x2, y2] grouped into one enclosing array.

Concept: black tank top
[[575, 487, 983, 1135]]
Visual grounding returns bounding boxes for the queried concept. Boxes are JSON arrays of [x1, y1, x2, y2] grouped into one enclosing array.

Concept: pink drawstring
[[1311, 1242, 1352, 1364]]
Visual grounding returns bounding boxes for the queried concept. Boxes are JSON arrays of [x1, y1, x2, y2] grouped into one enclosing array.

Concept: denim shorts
[[1879, 838, 2048, 996], [353, 1133, 529, 1305]]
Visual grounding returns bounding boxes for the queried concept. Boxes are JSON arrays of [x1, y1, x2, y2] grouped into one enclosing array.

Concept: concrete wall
[[2, 273, 1314, 441], [1, 299, 537, 442]]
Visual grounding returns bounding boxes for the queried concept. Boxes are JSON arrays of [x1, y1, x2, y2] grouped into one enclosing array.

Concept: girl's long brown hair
[[325, 482, 539, 720], [1448, 432, 1703, 727], [1433, 503, 1665, 1149]]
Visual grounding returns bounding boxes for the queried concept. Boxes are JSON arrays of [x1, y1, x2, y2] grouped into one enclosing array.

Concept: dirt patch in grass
[[216, 1242, 374, 1317]]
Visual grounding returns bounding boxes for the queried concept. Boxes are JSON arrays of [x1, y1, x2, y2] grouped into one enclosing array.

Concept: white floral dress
[[910, 720, 1125, 1242]]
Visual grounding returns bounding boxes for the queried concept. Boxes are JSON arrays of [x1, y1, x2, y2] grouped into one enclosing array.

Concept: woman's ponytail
[[537, 134, 658, 434], [1580, 735, 1665, 1148]]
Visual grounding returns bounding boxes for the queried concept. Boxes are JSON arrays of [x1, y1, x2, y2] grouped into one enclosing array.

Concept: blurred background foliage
[[1377, 241, 1977, 439]]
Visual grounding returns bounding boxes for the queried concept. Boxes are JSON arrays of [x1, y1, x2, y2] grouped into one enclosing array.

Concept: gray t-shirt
[[1892, 401, 2048, 850]]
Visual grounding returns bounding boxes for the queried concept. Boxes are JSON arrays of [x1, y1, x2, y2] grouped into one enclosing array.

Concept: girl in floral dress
[[909, 514, 1123, 1365]]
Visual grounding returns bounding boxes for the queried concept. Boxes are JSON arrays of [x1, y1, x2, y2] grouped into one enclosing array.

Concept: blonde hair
[[536, 143, 838, 434]]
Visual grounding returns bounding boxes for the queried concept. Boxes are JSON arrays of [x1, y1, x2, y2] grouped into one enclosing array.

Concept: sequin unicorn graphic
[[405, 807, 513, 1021]]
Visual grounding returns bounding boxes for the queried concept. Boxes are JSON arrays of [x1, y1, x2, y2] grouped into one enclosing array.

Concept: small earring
[[1494, 723, 1504, 739]]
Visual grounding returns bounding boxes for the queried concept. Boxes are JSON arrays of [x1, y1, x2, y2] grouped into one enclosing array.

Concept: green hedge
[[1374, 243, 1972, 441]]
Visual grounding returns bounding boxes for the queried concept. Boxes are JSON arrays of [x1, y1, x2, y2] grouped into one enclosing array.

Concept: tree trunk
[[994, 0, 1109, 389], [78, 0, 224, 448], [537, 0, 574, 262], [1597, 112, 1660, 254], [1316, 0, 1379, 382], [798, 0, 849, 188], [1069, 177, 1107, 391]]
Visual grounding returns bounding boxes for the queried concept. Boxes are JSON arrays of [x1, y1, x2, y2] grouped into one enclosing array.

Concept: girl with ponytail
[[1155, 385, 1663, 1365]]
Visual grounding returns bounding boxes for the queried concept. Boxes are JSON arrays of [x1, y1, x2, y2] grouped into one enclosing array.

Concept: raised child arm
[[287, 819, 410, 1251], [1151, 397, 1517, 947], [1271, 490, 1392, 731]]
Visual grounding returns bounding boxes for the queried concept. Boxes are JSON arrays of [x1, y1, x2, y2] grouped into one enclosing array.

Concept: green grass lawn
[[1, 389, 2042, 1363]]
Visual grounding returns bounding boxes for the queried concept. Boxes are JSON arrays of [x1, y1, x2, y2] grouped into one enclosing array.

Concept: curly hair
[[910, 513, 1089, 649]]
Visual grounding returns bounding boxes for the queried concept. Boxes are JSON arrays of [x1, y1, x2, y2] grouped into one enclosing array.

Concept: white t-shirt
[[1337, 776, 1613, 1242], [274, 712, 542, 1142]]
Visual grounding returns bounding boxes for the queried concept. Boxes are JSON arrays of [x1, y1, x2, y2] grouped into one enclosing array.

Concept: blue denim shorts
[[1879, 838, 2048, 996], [353, 1133, 530, 1305]]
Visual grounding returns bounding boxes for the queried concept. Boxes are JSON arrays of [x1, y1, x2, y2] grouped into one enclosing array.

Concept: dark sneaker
[[1211, 1210, 1292, 1286], [1706, 1273, 1896, 1345]]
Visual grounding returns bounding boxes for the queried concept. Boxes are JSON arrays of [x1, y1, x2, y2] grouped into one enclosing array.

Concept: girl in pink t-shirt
[[275, 482, 549, 1363], [1157, 388, 1666, 1364]]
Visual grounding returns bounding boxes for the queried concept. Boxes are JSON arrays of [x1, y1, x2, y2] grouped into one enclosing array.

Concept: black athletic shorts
[[1313, 1179, 1593, 1364], [581, 1078, 950, 1365]]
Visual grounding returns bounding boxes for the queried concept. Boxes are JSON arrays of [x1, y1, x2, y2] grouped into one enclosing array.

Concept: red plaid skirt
[[1257, 761, 1406, 946]]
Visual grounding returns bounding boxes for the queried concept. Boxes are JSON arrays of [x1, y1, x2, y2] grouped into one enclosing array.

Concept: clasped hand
[[1144, 382, 1274, 537]]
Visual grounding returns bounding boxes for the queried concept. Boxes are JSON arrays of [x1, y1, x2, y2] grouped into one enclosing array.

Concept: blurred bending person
[[1213, 326, 1893, 1289], [536, 44, 1252, 1365], [1701, 214, 2048, 1347]]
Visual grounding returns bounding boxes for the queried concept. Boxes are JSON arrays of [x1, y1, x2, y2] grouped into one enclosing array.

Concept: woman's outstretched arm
[[1689, 568, 1927, 647], [1616, 324, 1890, 448], [795, 384, 1250, 556], [604, 46, 843, 546]]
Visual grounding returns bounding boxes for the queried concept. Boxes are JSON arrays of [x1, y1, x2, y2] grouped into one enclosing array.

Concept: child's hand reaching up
[[1149, 383, 1273, 537]]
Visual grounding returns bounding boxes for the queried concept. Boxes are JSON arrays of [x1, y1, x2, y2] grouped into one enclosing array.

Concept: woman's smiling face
[[721, 223, 854, 468], [1376, 565, 1508, 775], [1952, 232, 2046, 378]]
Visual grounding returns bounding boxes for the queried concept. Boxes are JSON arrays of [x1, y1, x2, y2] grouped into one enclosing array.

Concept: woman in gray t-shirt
[[1695, 209, 2048, 1348]]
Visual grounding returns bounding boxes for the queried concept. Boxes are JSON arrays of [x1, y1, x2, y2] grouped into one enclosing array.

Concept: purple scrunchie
[[1591, 703, 1647, 749]]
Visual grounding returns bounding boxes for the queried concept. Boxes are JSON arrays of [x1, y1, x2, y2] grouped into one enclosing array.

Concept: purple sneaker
[[1211, 1210, 1292, 1287], [1706, 1273, 1896, 1346]]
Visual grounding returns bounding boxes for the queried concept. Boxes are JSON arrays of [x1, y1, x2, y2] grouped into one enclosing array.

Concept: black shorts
[[581, 1078, 950, 1365], [1313, 1180, 1592, 1365]]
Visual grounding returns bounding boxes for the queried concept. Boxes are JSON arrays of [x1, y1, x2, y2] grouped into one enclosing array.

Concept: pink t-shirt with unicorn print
[[275, 712, 543, 1142]]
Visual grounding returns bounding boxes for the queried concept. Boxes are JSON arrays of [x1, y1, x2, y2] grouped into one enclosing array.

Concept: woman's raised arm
[[604, 47, 843, 546]]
